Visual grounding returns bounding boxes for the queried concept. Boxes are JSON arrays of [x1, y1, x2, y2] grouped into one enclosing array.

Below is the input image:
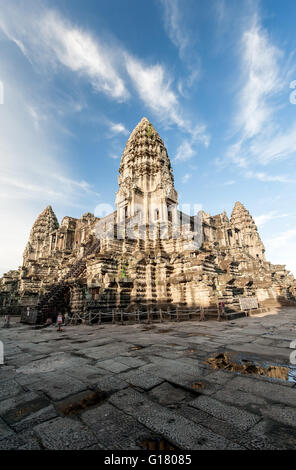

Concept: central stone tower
[[115, 117, 178, 227]]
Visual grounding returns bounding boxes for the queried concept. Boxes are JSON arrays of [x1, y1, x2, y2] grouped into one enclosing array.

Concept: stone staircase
[[21, 238, 101, 324]]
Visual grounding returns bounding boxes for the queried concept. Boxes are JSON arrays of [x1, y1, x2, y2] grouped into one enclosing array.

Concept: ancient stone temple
[[0, 117, 295, 323]]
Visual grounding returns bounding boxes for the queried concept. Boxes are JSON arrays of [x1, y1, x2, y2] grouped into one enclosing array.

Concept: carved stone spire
[[231, 202, 266, 261], [23, 206, 59, 262], [116, 117, 178, 225]]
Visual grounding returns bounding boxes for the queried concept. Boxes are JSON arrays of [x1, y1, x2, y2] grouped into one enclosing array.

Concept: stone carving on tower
[[23, 206, 59, 263], [115, 117, 178, 226], [230, 201, 266, 261], [0, 117, 295, 322]]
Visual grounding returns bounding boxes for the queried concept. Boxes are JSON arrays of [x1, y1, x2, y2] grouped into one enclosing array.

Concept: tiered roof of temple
[[1, 118, 295, 321]]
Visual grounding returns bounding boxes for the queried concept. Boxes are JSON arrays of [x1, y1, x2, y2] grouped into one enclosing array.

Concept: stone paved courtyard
[[0, 308, 296, 450]]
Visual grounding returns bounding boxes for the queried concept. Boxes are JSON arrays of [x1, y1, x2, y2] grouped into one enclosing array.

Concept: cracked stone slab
[[81, 343, 131, 360], [211, 388, 268, 411], [108, 387, 151, 416], [0, 417, 14, 441], [0, 379, 24, 400], [116, 356, 147, 368], [95, 359, 131, 373], [62, 364, 107, 384], [136, 403, 241, 450], [0, 430, 41, 450], [178, 405, 276, 450], [0, 366, 16, 383], [81, 402, 155, 450], [0, 392, 41, 416], [224, 375, 296, 406], [189, 395, 261, 431], [95, 374, 129, 393], [226, 343, 291, 361], [27, 372, 88, 400], [109, 387, 237, 449], [118, 370, 164, 391], [33, 417, 98, 450], [139, 363, 200, 386], [250, 419, 296, 449], [15, 352, 90, 375], [2, 395, 52, 427], [260, 404, 296, 429], [148, 382, 195, 406], [202, 369, 235, 386], [13, 405, 58, 433]]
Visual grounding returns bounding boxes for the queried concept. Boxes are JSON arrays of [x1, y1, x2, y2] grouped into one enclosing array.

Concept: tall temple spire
[[231, 201, 266, 261], [115, 117, 178, 225], [23, 206, 59, 262]]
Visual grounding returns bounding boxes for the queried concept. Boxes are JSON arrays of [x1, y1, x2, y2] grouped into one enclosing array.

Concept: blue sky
[[0, 0, 296, 276]]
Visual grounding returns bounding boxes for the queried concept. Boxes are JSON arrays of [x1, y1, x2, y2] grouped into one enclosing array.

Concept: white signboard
[[239, 297, 258, 310]]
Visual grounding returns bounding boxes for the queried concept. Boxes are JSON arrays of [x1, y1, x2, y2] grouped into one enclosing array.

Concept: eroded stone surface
[[0, 308, 295, 450], [1, 118, 295, 323]]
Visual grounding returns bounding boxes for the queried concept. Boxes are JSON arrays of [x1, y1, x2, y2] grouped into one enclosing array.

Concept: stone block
[[189, 395, 261, 431]]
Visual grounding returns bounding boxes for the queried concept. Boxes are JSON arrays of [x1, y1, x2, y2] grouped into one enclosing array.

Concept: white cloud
[[175, 125, 210, 162], [126, 54, 209, 153], [0, 1, 208, 145], [126, 56, 182, 127], [160, 0, 201, 95], [225, 140, 247, 168], [181, 173, 191, 184], [0, 3, 128, 101], [223, 180, 236, 186], [222, 12, 296, 187], [109, 122, 129, 135], [266, 228, 296, 247], [0, 0, 210, 274], [249, 122, 296, 165], [236, 21, 282, 139], [254, 211, 291, 228], [160, 0, 189, 60], [0, 63, 100, 276], [175, 140, 195, 162], [245, 171, 295, 184]]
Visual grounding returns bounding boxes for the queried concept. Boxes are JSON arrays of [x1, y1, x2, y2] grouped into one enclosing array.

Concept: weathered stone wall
[[1, 118, 295, 319]]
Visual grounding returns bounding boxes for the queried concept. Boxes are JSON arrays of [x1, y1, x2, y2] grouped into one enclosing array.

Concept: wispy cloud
[[0, 1, 208, 156], [266, 228, 296, 247], [254, 211, 291, 227], [0, 3, 129, 101], [160, 0, 189, 60], [159, 0, 201, 95], [222, 9, 296, 187], [236, 19, 282, 140], [223, 180, 236, 186], [125, 55, 182, 128], [0, 54, 100, 275], [181, 173, 191, 184], [175, 141, 195, 162], [249, 122, 296, 165], [245, 170, 295, 184], [125, 54, 209, 155], [175, 125, 209, 162], [108, 122, 129, 136], [0, 0, 210, 273]]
